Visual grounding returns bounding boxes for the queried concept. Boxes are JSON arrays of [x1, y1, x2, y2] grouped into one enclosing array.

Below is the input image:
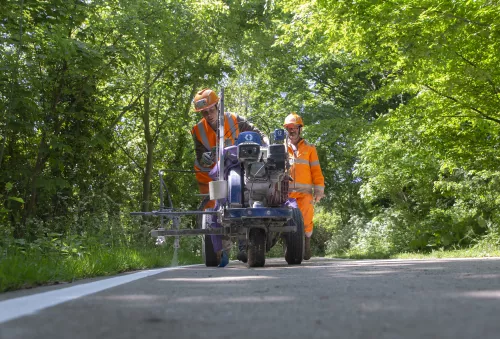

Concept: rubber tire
[[196, 196, 210, 229], [247, 228, 266, 268], [284, 208, 304, 265], [198, 202, 218, 267]]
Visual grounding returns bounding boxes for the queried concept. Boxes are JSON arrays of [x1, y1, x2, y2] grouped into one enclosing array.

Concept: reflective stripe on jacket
[[287, 139, 325, 195], [191, 112, 240, 179], [191, 112, 239, 151]]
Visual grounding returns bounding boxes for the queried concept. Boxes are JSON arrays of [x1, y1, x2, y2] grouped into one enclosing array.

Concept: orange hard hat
[[283, 112, 304, 127], [193, 88, 219, 112]]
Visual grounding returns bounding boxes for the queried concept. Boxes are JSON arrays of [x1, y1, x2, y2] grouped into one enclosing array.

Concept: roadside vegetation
[[0, 234, 202, 293], [313, 207, 500, 259], [2, 0, 499, 292]]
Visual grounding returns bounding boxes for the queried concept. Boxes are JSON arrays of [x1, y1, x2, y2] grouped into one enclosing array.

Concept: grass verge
[[0, 245, 202, 293], [329, 243, 500, 260], [392, 247, 500, 259]]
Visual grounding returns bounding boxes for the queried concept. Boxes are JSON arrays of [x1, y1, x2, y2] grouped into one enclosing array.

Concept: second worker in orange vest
[[284, 112, 325, 260]]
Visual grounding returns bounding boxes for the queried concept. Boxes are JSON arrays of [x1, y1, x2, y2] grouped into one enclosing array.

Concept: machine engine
[[236, 130, 289, 207]]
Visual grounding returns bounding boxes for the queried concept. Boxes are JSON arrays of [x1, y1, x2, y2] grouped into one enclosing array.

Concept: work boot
[[304, 237, 311, 260], [217, 250, 229, 267], [237, 250, 248, 263], [216, 250, 222, 265]]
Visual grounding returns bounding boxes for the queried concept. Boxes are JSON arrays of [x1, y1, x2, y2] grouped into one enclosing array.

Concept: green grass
[[0, 245, 202, 293], [326, 233, 500, 260], [328, 243, 500, 260], [329, 248, 500, 260], [392, 247, 500, 259]]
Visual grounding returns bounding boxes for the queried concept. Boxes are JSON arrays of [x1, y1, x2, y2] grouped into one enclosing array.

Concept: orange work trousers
[[289, 192, 314, 237]]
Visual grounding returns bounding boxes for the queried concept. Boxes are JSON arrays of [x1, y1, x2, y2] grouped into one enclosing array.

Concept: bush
[[311, 207, 343, 256]]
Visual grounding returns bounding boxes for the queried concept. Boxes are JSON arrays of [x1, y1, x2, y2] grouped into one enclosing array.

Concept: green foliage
[[272, 0, 500, 255], [1, 0, 500, 283], [311, 207, 342, 256]]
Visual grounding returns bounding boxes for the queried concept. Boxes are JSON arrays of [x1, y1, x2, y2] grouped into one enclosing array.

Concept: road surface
[[1, 257, 500, 338]]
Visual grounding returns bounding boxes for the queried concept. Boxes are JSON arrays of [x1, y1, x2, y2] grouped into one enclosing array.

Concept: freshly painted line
[[0, 265, 198, 324]]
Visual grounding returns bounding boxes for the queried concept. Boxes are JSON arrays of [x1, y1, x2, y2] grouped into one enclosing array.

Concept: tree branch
[[454, 51, 500, 99], [152, 83, 193, 144], [424, 84, 500, 125], [411, 5, 490, 27], [440, 115, 483, 119], [106, 65, 169, 132], [116, 140, 145, 174]]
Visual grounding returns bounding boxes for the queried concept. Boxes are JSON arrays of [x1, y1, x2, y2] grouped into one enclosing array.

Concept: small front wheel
[[247, 228, 266, 268], [201, 208, 218, 267]]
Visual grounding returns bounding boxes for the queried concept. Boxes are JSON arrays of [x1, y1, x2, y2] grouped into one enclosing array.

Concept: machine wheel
[[247, 228, 266, 268], [284, 208, 304, 265], [199, 205, 218, 267], [203, 234, 218, 267], [196, 196, 210, 229]]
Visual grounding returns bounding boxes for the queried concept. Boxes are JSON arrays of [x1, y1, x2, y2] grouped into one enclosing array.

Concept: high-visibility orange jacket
[[191, 112, 265, 191], [287, 138, 324, 235], [287, 139, 325, 197]]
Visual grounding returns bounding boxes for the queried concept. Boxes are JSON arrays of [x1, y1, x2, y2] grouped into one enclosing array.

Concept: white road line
[[0, 265, 196, 324]]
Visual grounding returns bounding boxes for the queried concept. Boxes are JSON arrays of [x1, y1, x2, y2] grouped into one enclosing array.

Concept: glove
[[262, 136, 270, 147], [200, 151, 214, 167], [314, 192, 325, 203]]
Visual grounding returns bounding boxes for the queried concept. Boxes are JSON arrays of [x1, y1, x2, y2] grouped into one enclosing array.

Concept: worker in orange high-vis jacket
[[191, 88, 268, 265], [284, 112, 325, 260]]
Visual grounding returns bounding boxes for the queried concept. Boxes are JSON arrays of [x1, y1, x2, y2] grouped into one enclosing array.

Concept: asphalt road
[[1, 257, 500, 339]]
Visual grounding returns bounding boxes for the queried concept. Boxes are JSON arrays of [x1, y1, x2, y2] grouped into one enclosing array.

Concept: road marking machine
[[131, 88, 304, 268]]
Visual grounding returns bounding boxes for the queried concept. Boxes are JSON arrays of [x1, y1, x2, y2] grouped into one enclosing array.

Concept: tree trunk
[[20, 131, 49, 236], [141, 47, 154, 213], [21, 62, 65, 228]]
